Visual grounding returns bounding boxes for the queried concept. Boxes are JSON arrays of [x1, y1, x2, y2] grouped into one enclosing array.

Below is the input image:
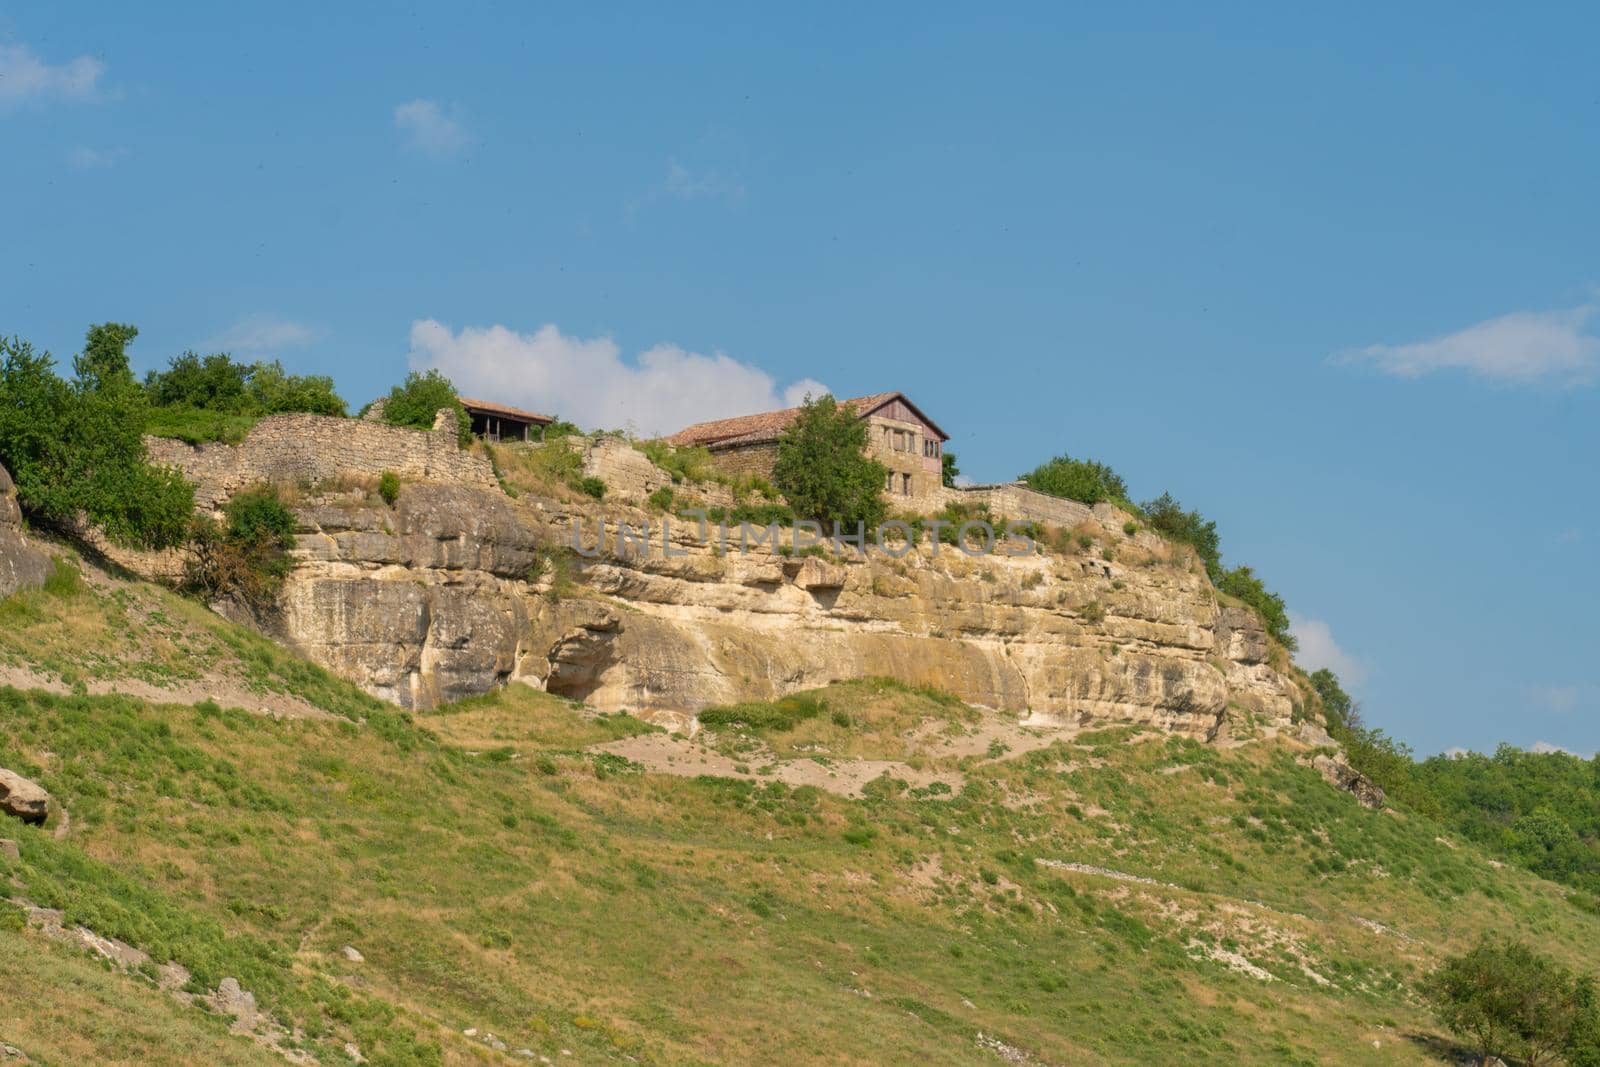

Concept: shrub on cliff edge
[[772, 394, 887, 531], [0, 327, 194, 549], [186, 485, 297, 606], [382, 370, 471, 446]]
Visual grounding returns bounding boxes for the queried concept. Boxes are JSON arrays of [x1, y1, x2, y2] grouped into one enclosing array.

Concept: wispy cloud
[[1531, 740, 1594, 759], [0, 42, 105, 107], [629, 158, 746, 216], [1336, 304, 1599, 388], [67, 145, 127, 170], [205, 315, 316, 356], [1288, 614, 1367, 686], [408, 319, 826, 437], [1529, 685, 1584, 714], [663, 159, 744, 202], [393, 99, 470, 159]]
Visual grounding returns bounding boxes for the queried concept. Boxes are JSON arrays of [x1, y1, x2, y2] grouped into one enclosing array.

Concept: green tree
[[772, 394, 888, 531], [1021, 454, 1128, 506], [941, 450, 960, 488], [74, 322, 140, 392], [1217, 565, 1296, 650], [1424, 935, 1597, 1067], [0, 330, 193, 549], [1308, 668, 1357, 731], [383, 370, 470, 446]]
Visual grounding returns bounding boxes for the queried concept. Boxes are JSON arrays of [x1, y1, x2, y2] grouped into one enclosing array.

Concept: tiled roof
[[667, 392, 943, 449], [458, 397, 554, 424]]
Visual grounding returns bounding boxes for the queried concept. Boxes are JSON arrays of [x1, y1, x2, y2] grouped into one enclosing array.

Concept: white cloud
[[67, 145, 126, 170], [393, 99, 470, 158], [1288, 614, 1367, 686], [1337, 305, 1599, 387], [1529, 685, 1582, 714], [663, 159, 744, 202], [0, 42, 105, 107], [1556, 527, 1583, 545], [1531, 740, 1593, 758], [205, 315, 316, 355], [1442, 746, 1472, 759], [628, 158, 746, 215], [407, 319, 828, 437]]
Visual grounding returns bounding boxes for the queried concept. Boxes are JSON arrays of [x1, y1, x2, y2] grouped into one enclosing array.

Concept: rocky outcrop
[[0, 768, 50, 826], [0, 463, 51, 599], [1311, 753, 1385, 809], [281, 484, 540, 707], [268, 481, 1305, 738]]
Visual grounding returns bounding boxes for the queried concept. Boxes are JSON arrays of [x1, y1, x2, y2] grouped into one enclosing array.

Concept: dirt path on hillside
[[0, 663, 334, 720], [591, 708, 1088, 800], [594, 732, 964, 798]]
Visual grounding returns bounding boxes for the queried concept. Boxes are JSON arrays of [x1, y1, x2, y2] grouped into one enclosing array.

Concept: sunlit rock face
[[0, 463, 50, 600], [276, 484, 1302, 739]]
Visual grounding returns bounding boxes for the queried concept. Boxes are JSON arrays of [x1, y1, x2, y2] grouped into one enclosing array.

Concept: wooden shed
[[459, 397, 554, 443]]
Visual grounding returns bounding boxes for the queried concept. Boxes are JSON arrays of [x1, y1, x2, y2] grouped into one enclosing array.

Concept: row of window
[[883, 426, 940, 457], [884, 471, 913, 495]]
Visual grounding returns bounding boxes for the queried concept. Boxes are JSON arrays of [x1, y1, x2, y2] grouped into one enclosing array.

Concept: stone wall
[[146, 409, 497, 510], [704, 441, 781, 482]]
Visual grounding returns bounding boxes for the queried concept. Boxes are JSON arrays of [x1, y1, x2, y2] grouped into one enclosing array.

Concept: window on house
[[901, 473, 911, 495], [885, 471, 894, 492]]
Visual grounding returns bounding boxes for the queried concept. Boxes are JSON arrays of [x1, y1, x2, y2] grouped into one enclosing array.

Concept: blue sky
[[3, 3, 1597, 756]]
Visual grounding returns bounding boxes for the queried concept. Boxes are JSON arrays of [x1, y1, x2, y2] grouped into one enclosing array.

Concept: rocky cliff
[[276, 480, 1304, 738], [0, 463, 50, 599]]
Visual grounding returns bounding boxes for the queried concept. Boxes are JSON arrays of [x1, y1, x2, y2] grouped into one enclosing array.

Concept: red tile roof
[[666, 392, 946, 449], [458, 397, 554, 424]]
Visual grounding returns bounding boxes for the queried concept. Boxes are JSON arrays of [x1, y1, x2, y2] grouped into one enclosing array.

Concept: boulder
[[1296, 719, 1337, 748], [0, 769, 50, 826], [1311, 754, 1385, 810], [0, 464, 51, 599]]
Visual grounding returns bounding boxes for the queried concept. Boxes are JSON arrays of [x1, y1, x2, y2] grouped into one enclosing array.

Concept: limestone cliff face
[[278, 483, 1303, 738], [0, 463, 51, 599]]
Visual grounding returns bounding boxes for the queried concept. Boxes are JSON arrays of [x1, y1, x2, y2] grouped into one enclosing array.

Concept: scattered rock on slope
[[0, 769, 49, 826], [0, 463, 50, 599], [1310, 753, 1385, 810]]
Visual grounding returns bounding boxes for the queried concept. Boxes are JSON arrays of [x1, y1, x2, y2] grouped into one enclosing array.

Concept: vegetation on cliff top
[[0, 326, 194, 549], [142, 349, 346, 445], [773, 393, 889, 530]]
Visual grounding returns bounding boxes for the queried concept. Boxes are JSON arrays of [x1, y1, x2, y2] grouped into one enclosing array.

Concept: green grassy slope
[[1, 561, 1597, 1065]]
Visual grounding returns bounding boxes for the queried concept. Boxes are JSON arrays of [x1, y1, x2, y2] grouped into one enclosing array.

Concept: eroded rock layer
[[279, 484, 1304, 737]]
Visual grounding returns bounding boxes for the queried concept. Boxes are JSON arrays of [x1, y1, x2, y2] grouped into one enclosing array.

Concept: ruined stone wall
[[146, 409, 496, 510], [952, 483, 1095, 527], [704, 441, 781, 482]]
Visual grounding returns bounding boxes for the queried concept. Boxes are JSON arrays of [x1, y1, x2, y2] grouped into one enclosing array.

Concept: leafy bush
[[772, 394, 887, 530], [1424, 934, 1598, 1067], [577, 476, 606, 500], [382, 370, 470, 446], [0, 327, 195, 549], [941, 450, 960, 488], [142, 352, 346, 443], [1021, 454, 1129, 506], [636, 440, 719, 485], [1141, 492, 1222, 581], [186, 485, 298, 606], [647, 486, 674, 512], [378, 471, 401, 507], [1217, 565, 1295, 649], [698, 694, 828, 732], [704, 503, 797, 528]]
